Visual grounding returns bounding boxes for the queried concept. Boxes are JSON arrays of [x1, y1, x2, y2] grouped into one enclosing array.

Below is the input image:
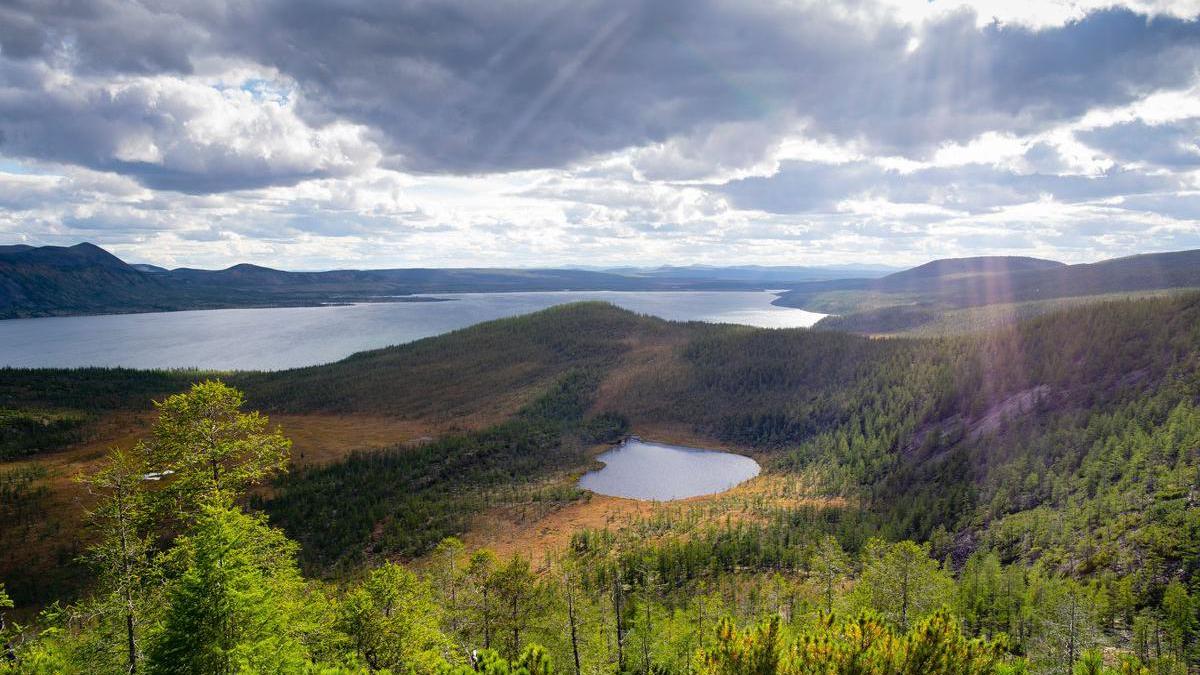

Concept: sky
[[2, 1, 1200, 270]]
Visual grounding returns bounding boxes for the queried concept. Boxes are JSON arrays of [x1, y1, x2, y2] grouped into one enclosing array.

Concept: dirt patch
[[461, 494, 659, 562]]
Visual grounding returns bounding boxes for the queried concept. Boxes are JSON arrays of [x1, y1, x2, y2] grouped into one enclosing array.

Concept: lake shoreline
[[0, 291, 826, 371], [578, 437, 762, 501]]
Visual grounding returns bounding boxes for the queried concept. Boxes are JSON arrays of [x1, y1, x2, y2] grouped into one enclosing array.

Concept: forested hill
[[0, 242, 828, 319], [10, 242, 1200, 326], [0, 243, 174, 317], [4, 295, 1200, 671], [777, 249, 1200, 308], [775, 249, 1200, 334], [8, 295, 1199, 575], [873, 255, 1064, 286]]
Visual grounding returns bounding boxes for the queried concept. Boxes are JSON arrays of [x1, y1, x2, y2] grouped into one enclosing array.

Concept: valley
[[3, 269, 1200, 673]]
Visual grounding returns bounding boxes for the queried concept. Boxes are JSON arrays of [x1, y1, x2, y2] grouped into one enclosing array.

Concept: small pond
[[578, 439, 761, 501]]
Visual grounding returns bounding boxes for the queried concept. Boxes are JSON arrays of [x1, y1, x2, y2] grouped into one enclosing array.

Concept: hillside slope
[[254, 293, 1200, 584], [7, 295, 1198, 581], [776, 249, 1200, 334], [0, 243, 173, 317]]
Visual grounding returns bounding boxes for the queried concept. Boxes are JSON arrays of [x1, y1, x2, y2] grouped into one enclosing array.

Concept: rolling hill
[[774, 249, 1200, 333]]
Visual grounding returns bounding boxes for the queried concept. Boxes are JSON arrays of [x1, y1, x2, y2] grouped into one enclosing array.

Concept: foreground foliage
[[3, 382, 1195, 674]]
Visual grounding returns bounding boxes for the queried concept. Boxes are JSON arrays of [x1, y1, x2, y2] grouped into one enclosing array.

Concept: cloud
[[1077, 119, 1200, 167], [721, 158, 1187, 214], [5, 2, 1200, 176], [0, 1, 1198, 267], [229, 3, 1200, 173], [0, 61, 379, 193]]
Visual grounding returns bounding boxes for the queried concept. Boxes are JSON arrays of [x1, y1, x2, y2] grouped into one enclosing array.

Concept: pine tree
[[809, 535, 849, 615], [467, 549, 500, 651], [1161, 580, 1196, 664], [491, 557, 552, 661], [144, 380, 290, 514], [852, 539, 954, 632], [337, 561, 449, 671], [81, 447, 154, 674], [432, 537, 466, 638], [145, 502, 307, 674]]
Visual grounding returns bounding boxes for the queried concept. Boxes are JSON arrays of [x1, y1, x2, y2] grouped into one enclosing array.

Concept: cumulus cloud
[[6, 2, 1200, 174], [0, 62, 379, 193], [721, 160, 1187, 215], [0, 0, 1198, 266]]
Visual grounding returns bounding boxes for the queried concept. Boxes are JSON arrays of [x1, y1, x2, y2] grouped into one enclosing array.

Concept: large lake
[[578, 439, 761, 501], [0, 291, 823, 371]]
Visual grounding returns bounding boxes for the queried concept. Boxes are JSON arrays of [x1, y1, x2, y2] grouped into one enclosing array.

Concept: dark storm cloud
[[2, 1, 1200, 182], [0, 0, 202, 74], [221, 3, 1200, 172]]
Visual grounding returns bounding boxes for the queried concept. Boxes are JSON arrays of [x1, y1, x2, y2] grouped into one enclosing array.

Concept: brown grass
[[0, 408, 466, 610], [457, 431, 848, 568]]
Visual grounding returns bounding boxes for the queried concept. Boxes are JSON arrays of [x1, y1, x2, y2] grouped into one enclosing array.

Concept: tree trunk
[[126, 610, 137, 674], [614, 574, 625, 672], [511, 594, 521, 659], [825, 573, 833, 614], [641, 600, 651, 675], [566, 573, 581, 675], [482, 587, 491, 650], [116, 482, 138, 674]]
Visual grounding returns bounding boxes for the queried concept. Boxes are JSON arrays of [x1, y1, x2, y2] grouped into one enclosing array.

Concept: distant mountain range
[[775, 250, 1200, 308], [4, 243, 1200, 322], [0, 243, 841, 319]]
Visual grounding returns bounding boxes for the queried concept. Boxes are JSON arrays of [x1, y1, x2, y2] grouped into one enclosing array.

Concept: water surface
[[0, 291, 822, 370], [578, 439, 761, 501]]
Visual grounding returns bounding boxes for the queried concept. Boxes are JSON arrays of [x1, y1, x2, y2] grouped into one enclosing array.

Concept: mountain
[[0, 243, 172, 318], [7, 242, 1200, 324], [774, 249, 1200, 333], [872, 255, 1064, 287], [0, 243, 790, 319]]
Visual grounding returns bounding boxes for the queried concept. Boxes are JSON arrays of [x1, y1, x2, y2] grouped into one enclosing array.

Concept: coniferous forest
[[1, 294, 1199, 674]]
